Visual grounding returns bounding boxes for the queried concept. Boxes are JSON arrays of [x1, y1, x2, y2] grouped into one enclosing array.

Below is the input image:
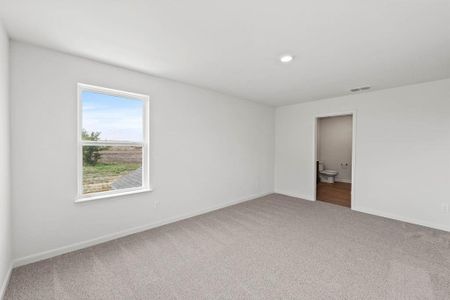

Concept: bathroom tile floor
[[316, 182, 351, 207]]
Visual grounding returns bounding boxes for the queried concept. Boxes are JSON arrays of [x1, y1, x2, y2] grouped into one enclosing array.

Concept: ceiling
[[1, 0, 449, 106]]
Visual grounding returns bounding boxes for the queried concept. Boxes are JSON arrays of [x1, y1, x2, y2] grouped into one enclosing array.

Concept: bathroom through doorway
[[313, 113, 355, 208]]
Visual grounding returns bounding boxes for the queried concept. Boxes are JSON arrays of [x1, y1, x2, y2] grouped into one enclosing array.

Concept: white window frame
[[76, 83, 151, 203]]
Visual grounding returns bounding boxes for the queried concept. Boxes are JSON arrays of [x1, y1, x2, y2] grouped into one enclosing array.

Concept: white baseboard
[[352, 206, 450, 232], [275, 192, 449, 233], [335, 178, 351, 183], [274, 191, 314, 201], [13, 192, 272, 267], [1, 263, 12, 300]]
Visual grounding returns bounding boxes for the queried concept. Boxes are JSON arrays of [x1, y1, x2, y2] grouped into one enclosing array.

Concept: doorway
[[314, 113, 355, 208]]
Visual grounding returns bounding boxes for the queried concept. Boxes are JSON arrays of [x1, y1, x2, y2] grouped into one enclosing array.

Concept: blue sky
[[82, 91, 144, 142]]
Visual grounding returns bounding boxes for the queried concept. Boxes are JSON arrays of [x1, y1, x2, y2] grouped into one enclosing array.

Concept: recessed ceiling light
[[280, 54, 294, 63]]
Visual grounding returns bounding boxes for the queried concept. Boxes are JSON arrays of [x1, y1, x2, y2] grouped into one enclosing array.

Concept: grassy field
[[83, 162, 141, 194]]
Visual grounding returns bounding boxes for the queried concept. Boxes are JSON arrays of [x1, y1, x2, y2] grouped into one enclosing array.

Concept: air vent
[[350, 86, 371, 93]]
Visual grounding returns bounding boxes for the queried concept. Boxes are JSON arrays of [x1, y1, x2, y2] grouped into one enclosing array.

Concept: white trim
[[275, 193, 449, 232], [81, 141, 143, 146], [75, 188, 152, 203], [313, 111, 356, 209], [13, 192, 272, 267], [274, 191, 314, 201], [76, 83, 151, 202], [78, 83, 149, 101], [0, 263, 12, 299], [353, 206, 450, 232]]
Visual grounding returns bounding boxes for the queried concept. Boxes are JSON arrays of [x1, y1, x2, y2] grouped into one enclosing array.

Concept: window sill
[[75, 188, 152, 203]]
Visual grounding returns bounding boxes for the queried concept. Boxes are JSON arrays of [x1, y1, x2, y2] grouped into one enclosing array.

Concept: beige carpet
[[5, 194, 450, 299]]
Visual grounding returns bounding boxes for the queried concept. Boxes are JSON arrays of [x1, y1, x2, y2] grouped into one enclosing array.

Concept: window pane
[[81, 91, 144, 142], [82, 145, 143, 194]]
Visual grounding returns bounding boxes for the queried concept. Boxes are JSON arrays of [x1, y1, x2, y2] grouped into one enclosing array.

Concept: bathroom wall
[[318, 115, 352, 182]]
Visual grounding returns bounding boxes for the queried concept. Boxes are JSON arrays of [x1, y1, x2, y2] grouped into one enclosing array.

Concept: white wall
[[10, 42, 275, 263], [0, 21, 11, 295], [275, 79, 450, 232], [318, 115, 352, 182]]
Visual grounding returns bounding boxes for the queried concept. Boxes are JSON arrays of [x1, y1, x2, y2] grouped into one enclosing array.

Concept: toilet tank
[[318, 162, 324, 171]]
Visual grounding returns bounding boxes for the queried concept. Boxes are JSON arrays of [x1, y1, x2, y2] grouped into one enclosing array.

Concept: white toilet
[[318, 162, 338, 183]]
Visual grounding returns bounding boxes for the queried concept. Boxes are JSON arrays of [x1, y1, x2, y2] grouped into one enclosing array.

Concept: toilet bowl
[[318, 163, 338, 183]]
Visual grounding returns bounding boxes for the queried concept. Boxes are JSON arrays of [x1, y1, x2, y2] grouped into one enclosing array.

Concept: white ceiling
[[1, 0, 449, 106]]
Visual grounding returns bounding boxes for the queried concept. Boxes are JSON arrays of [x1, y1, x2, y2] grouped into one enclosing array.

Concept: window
[[77, 83, 150, 202]]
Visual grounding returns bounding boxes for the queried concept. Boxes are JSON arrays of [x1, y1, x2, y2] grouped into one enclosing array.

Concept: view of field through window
[[81, 90, 145, 194], [83, 146, 143, 193]]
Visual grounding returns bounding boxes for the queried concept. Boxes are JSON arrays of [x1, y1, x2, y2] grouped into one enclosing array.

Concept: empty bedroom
[[0, 1, 449, 299]]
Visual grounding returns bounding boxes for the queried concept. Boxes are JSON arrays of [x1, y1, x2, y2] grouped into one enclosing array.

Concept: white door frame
[[312, 111, 357, 209]]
